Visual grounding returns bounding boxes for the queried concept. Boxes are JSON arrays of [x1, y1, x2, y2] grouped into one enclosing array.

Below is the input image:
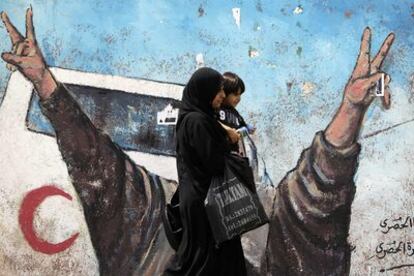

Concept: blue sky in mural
[[1, 0, 414, 179]]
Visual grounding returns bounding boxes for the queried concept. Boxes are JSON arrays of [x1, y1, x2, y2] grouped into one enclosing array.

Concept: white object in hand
[[375, 73, 385, 97]]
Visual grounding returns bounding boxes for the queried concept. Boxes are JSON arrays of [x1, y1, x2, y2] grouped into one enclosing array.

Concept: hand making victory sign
[[1, 7, 57, 99], [345, 27, 394, 108], [325, 28, 395, 148]]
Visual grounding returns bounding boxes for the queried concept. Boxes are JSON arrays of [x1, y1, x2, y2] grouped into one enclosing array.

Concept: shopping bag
[[204, 154, 269, 244]]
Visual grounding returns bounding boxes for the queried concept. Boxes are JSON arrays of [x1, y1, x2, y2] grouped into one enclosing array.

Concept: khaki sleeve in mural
[[263, 131, 361, 275], [40, 83, 175, 275]]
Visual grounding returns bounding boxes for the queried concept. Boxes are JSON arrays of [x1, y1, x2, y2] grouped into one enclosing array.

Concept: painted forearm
[[33, 69, 58, 100], [324, 99, 366, 148]]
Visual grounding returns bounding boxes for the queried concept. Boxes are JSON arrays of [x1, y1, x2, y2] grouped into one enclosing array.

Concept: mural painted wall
[[1, 0, 414, 275]]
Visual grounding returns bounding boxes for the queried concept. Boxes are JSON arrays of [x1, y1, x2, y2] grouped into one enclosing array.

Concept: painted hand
[[1, 7, 56, 98], [344, 28, 395, 109], [1, 8, 46, 83]]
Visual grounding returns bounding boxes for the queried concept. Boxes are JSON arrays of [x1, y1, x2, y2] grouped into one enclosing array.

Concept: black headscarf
[[175, 67, 229, 166], [176, 67, 224, 130]]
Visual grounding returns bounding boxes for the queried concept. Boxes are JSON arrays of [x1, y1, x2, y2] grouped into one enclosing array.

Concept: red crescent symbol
[[18, 185, 79, 254]]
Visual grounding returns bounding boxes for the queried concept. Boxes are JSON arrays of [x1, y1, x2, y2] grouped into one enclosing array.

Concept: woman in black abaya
[[165, 67, 247, 276]]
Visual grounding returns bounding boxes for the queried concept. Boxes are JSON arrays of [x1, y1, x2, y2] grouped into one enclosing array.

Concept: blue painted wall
[[1, 1, 413, 179]]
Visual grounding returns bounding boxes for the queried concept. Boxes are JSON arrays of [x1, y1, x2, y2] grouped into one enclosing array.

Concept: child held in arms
[[218, 72, 256, 155]]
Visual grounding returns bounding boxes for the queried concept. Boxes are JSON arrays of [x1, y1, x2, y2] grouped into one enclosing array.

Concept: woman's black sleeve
[[187, 116, 226, 176]]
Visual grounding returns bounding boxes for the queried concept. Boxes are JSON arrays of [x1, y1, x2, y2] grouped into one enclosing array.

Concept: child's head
[[222, 72, 245, 108]]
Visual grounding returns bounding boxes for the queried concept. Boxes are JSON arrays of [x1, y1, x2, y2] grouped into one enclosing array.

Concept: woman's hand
[[1, 7, 57, 99]]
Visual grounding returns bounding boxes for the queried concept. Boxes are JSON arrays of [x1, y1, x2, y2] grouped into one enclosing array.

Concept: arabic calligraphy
[[379, 216, 414, 234], [375, 241, 414, 259], [374, 215, 414, 273]]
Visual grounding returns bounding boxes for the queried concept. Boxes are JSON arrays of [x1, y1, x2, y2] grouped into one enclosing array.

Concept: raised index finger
[[25, 7, 35, 41], [1, 11, 24, 45], [353, 27, 371, 78], [371, 33, 395, 72]]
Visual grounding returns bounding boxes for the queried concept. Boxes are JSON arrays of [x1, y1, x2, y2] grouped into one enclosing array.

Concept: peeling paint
[[256, 1, 263, 13], [293, 5, 304, 15], [248, 46, 259, 58], [198, 4, 205, 17], [344, 10, 353, 18], [286, 80, 296, 92], [232, 7, 241, 28], [296, 46, 302, 57], [301, 81, 317, 96], [196, 53, 205, 68]]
